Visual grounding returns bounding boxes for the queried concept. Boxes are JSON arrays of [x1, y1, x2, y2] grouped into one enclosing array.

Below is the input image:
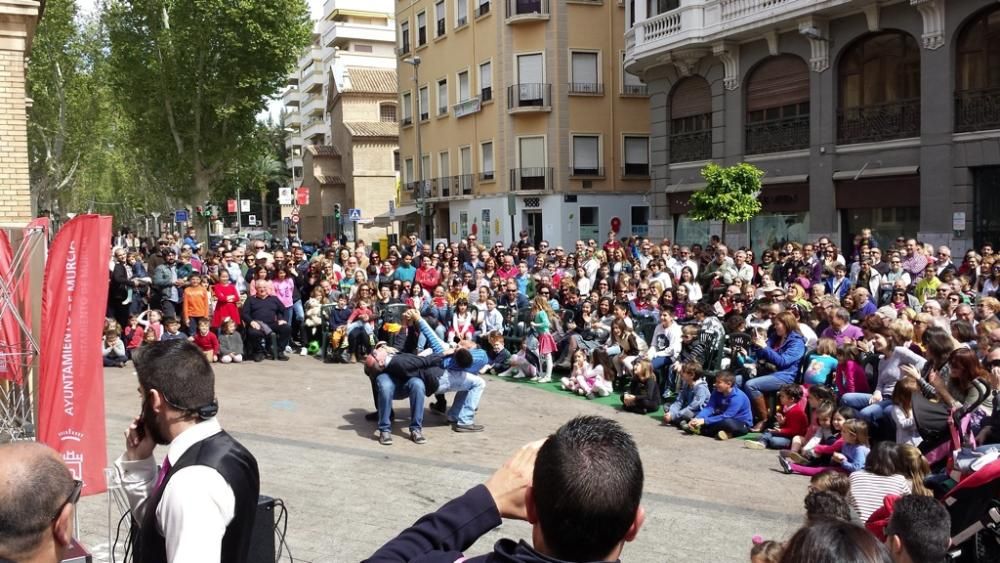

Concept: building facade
[[625, 0, 1000, 253], [282, 0, 398, 242], [0, 0, 41, 227], [395, 0, 651, 248]]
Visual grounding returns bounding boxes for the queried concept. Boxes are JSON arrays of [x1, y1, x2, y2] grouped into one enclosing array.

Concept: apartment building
[[282, 0, 399, 242], [625, 0, 1000, 253], [395, 0, 651, 248]]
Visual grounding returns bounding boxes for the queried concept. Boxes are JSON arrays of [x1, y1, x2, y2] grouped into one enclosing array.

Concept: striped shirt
[[849, 471, 912, 522]]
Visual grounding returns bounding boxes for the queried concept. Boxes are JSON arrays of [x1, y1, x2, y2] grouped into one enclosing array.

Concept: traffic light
[[334, 203, 341, 221]]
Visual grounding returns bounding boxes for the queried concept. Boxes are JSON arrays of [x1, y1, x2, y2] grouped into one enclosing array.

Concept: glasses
[[53, 479, 83, 521], [539, 291, 550, 296], [986, 360, 1000, 369]]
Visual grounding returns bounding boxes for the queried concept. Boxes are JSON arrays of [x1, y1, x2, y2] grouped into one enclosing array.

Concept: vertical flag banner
[[37, 214, 112, 496], [0, 229, 21, 384]]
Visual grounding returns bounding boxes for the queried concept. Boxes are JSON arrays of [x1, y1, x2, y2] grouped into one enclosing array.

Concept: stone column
[[0, 1, 40, 227]]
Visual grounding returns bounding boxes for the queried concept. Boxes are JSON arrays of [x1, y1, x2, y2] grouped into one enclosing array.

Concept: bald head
[[0, 442, 75, 560]]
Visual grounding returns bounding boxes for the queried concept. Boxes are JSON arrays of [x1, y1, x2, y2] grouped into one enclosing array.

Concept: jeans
[[840, 394, 893, 428], [701, 419, 750, 438], [759, 431, 792, 450], [744, 374, 794, 399], [417, 318, 485, 425], [666, 402, 697, 424], [652, 356, 673, 395], [376, 373, 425, 432]]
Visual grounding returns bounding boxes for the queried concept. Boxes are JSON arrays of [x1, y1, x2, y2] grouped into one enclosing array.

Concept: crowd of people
[[102, 223, 1000, 561]]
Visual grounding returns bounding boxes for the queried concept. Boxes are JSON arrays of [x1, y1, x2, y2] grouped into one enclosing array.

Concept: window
[[439, 151, 451, 193], [745, 55, 810, 154], [621, 51, 646, 95], [516, 136, 547, 190], [648, 0, 679, 16], [419, 86, 429, 121], [513, 53, 546, 108], [457, 70, 471, 102], [570, 52, 601, 94], [354, 44, 373, 53], [437, 79, 449, 115], [955, 7, 1000, 133], [456, 0, 468, 27], [572, 135, 600, 176], [393, 150, 400, 172], [417, 12, 427, 46], [400, 21, 411, 54], [405, 158, 414, 185], [460, 146, 473, 193], [479, 61, 492, 102], [401, 92, 413, 125], [670, 76, 711, 161], [435, 1, 446, 37], [623, 136, 649, 176], [631, 206, 649, 237], [421, 154, 431, 180], [478, 0, 491, 17], [380, 103, 397, 123], [580, 206, 599, 242], [480, 141, 494, 180]]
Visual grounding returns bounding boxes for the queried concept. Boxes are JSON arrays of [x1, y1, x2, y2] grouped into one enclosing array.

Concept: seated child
[[746, 384, 808, 450], [218, 318, 244, 363], [663, 362, 711, 427], [344, 299, 376, 344], [190, 318, 220, 362], [448, 298, 477, 344], [803, 338, 838, 388], [621, 359, 661, 414], [750, 540, 783, 563], [685, 371, 753, 440], [497, 337, 540, 380], [779, 418, 869, 475], [478, 331, 511, 375], [138, 308, 163, 340], [663, 324, 706, 401], [123, 315, 145, 358], [303, 286, 327, 344], [160, 317, 187, 341], [102, 328, 127, 367], [561, 350, 613, 399]]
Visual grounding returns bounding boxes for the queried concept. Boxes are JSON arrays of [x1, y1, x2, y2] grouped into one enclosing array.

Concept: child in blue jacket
[[685, 371, 753, 440], [664, 362, 711, 427]]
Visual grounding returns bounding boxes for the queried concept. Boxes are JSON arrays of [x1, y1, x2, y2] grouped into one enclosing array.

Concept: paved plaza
[[76, 356, 807, 563]]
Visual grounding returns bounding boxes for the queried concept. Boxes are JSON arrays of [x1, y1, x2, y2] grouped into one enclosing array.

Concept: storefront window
[[750, 213, 811, 251], [843, 207, 919, 250], [674, 215, 711, 247]]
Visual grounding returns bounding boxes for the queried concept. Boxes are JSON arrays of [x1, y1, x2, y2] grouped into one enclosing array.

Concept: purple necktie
[[153, 458, 172, 492]]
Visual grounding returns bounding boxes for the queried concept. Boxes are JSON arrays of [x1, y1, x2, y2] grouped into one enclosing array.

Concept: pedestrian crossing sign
[[348, 208, 362, 221]]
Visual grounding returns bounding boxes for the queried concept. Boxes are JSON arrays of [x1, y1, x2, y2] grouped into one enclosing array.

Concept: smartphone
[[134, 410, 146, 440]]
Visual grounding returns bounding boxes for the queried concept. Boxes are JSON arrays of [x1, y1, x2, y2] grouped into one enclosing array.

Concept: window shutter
[[572, 53, 598, 85], [574, 136, 599, 168], [671, 77, 711, 119], [746, 56, 809, 112]]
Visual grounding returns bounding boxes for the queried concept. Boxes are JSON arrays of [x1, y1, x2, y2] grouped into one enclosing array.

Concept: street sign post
[[388, 200, 396, 221], [348, 208, 362, 222], [291, 212, 300, 224], [174, 209, 189, 223]]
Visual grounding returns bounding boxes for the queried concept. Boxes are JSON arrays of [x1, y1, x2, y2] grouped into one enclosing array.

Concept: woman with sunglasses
[[980, 261, 1000, 297], [756, 250, 776, 284]]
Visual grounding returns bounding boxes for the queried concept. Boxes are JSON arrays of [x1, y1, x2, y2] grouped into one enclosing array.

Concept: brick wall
[[0, 48, 31, 225]]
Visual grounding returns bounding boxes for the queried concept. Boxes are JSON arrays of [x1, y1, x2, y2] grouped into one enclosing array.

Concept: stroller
[[913, 378, 989, 476], [943, 459, 1000, 562]]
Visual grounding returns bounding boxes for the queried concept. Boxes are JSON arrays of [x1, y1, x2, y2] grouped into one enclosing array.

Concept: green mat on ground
[[486, 373, 665, 420]]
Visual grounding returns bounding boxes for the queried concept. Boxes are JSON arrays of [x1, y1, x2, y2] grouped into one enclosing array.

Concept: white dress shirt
[[115, 418, 235, 563]]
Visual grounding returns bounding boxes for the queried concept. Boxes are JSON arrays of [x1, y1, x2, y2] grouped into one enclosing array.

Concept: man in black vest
[[115, 340, 260, 563]]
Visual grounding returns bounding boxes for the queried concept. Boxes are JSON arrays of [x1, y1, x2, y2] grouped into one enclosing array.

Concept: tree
[[103, 0, 311, 203], [688, 162, 764, 239]]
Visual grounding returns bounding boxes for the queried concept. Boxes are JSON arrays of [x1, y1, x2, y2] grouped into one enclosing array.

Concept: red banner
[[227, 199, 237, 213], [0, 229, 21, 384], [37, 215, 112, 497], [296, 187, 310, 206]]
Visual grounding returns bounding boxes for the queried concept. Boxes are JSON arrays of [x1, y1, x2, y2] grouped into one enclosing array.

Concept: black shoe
[[364, 412, 378, 422], [253, 353, 264, 362], [410, 430, 427, 444], [778, 455, 793, 474], [452, 423, 485, 433], [276, 353, 290, 361], [430, 401, 447, 415], [378, 431, 393, 446]]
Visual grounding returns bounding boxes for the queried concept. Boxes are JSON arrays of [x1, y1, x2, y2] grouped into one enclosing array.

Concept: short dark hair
[[133, 340, 215, 415], [864, 441, 900, 477], [0, 443, 75, 558], [886, 495, 951, 563], [452, 348, 473, 369], [778, 383, 804, 403], [533, 416, 643, 561], [779, 520, 893, 563], [804, 491, 852, 525]]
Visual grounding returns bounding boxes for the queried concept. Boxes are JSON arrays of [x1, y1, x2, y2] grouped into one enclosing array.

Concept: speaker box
[[248, 495, 276, 563]]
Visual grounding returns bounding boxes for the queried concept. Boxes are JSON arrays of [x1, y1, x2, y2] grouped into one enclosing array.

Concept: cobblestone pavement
[[76, 356, 807, 563]]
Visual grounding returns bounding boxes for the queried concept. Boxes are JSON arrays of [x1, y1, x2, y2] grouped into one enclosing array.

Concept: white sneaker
[[285, 345, 293, 353], [537, 376, 552, 383], [512, 370, 526, 379], [299, 348, 308, 356]]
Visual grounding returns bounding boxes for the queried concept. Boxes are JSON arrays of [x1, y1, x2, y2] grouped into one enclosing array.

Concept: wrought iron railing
[[670, 129, 712, 162], [955, 87, 1000, 133], [507, 83, 551, 110], [506, 0, 549, 19], [478, 1, 491, 17], [570, 166, 604, 177], [837, 98, 920, 144], [622, 84, 648, 96], [622, 163, 650, 177], [509, 167, 552, 191], [479, 170, 495, 181], [745, 114, 809, 155], [437, 20, 445, 36], [401, 116, 412, 126], [457, 173, 475, 195], [481, 86, 493, 102], [569, 82, 604, 95]]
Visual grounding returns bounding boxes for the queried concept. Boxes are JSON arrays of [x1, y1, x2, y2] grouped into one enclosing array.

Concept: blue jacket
[[825, 277, 852, 301], [696, 387, 752, 427], [393, 265, 417, 283], [672, 379, 711, 415], [841, 443, 870, 473], [754, 330, 806, 384]]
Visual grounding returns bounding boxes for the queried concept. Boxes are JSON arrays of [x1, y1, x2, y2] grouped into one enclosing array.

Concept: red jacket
[[773, 402, 809, 438], [192, 332, 220, 355], [415, 265, 441, 293]]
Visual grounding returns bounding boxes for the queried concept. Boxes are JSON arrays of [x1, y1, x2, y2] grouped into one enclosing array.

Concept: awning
[[368, 205, 418, 228]]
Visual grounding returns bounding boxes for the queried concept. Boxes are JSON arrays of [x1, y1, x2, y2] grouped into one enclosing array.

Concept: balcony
[[506, 0, 549, 24], [285, 110, 301, 127], [570, 166, 604, 177], [301, 64, 324, 94], [303, 118, 327, 143], [477, 1, 492, 17], [457, 174, 475, 195], [670, 129, 712, 162], [481, 86, 493, 103], [622, 163, 650, 178], [302, 94, 325, 117], [297, 46, 323, 72], [745, 115, 809, 155], [569, 82, 604, 96], [837, 99, 920, 145], [322, 21, 395, 48], [507, 83, 551, 113], [282, 87, 300, 107], [622, 84, 648, 97], [509, 167, 553, 191], [454, 97, 482, 118], [626, 1, 856, 72], [323, 0, 393, 16], [479, 170, 495, 181], [956, 87, 1000, 134]]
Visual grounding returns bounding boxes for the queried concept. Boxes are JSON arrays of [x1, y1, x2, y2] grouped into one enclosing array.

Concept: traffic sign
[[291, 212, 300, 224], [348, 208, 362, 221], [248, 214, 257, 226], [240, 199, 251, 213], [388, 200, 396, 220], [278, 187, 293, 206], [174, 209, 189, 223]]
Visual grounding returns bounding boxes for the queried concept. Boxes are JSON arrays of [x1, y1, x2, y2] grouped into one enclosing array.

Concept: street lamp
[[402, 56, 428, 242]]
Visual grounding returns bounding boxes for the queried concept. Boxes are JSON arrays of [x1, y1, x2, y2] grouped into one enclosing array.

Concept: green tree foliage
[[688, 163, 764, 228], [103, 0, 312, 201]]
